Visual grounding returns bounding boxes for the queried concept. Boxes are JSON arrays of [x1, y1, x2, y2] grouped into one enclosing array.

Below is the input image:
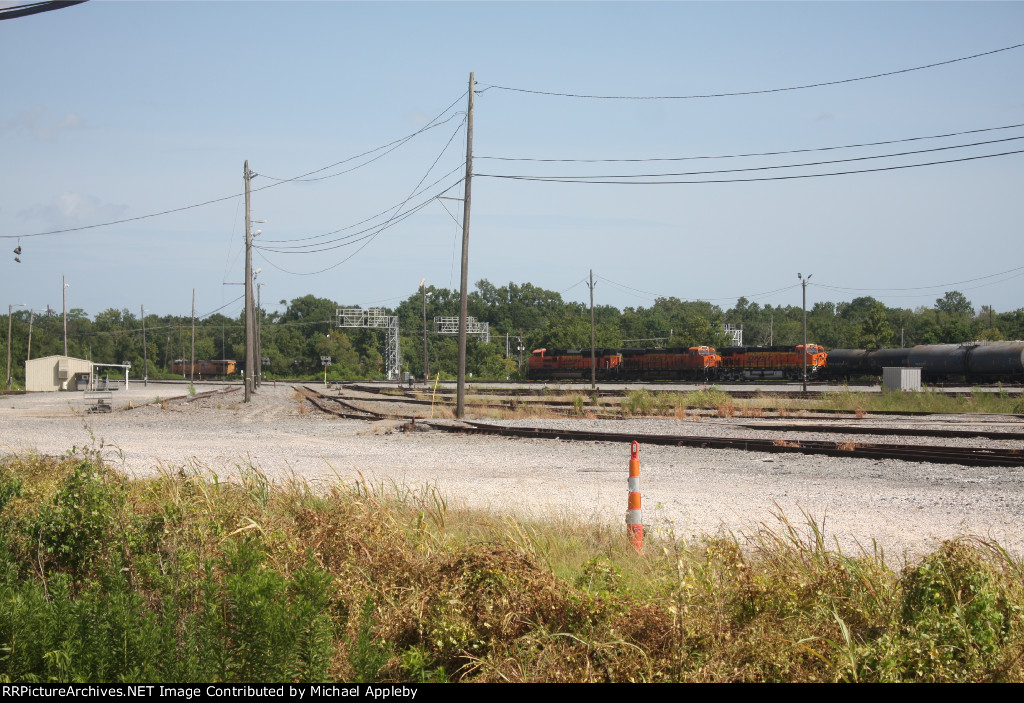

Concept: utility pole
[[26, 309, 34, 363], [256, 280, 264, 388], [141, 304, 148, 386], [191, 288, 196, 384], [588, 269, 596, 391], [62, 275, 69, 356], [7, 303, 24, 390], [420, 279, 430, 379], [456, 72, 474, 419], [244, 160, 254, 402], [798, 273, 812, 393]]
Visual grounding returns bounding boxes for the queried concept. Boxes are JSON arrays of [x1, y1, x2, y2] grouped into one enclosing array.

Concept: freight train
[[824, 342, 1024, 382], [170, 359, 237, 377], [528, 345, 826, 381], [528, 342, 1023, 383]]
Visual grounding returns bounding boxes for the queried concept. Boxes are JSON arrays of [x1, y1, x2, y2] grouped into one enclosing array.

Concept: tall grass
[[1, 450, 1022, 682], [820, 387, 1024, 415]]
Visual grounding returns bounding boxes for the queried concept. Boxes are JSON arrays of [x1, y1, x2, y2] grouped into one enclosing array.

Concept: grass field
[[1, 448, 1022, 683], [610, 387, 1024, 419]]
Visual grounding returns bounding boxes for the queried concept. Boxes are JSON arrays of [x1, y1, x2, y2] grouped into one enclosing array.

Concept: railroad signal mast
[[335, 308, 402, 380]]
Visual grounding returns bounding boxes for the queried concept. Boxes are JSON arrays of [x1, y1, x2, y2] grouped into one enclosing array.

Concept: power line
[[815, 264, 1024, 293], [254, 118, 469, 275], [0, 0, 87, 21], [560, 278, 588, 295], [255, 188, 444, 256], [478, 42, 1024, 99], [256, 111, 465, 183], [256, 91, 466, 186], [257, 120, 467, 248], [478, 135, 1024, 180], [256, 140, 467, 275], [476, 122, 1024, 163], [1, 91, 468, 240], [477, 149, 1024, 185], [596, 274, 801, 304], [816, 271, 1024, 301], [255, 166, 465, 254]]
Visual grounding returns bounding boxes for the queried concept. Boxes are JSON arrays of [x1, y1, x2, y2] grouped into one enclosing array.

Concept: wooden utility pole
[[244, 160, 253, 402], [62, 275, 68, 356], [6, 305, 16, 391], [456, 72, 474, 419], [256, 282, 263, 388], [589, 269, 596, 391], [141, 304, 147, 386], [190, 288, 196, 384], [421, 279, 430, 379], [26, 309, 34, 363], [799, 273, 812, 393]]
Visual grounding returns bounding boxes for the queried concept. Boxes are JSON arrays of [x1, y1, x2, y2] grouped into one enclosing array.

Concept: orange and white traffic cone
[[627, 440, 643, 551]]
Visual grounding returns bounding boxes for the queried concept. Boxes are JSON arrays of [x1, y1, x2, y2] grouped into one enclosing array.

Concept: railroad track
[[122, 386, 242, 409], [734, 422, 1024, 441], [301, 385, 1023, 467], [295, 385, 403, 421], [326, 387, 1024, 438], [339, 384, 1023, 420], [427, 422, 1024, 468]]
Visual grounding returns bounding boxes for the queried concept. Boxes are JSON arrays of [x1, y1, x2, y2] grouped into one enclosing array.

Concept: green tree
[[935, 291, 974, 317], [860, 301, 894, 348]]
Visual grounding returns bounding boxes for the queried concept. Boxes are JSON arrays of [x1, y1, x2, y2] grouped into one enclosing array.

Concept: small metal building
[[24, 355, 94, 392], [882, 366, 922, 392]]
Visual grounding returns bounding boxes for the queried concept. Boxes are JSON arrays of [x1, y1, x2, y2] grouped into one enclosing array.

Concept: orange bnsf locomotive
[[718, 344, 827, 380], [527, 346, 720, 381], [170, 359, 238, 376], [527, 345, 826, 382], [527, 348, 623, 380], [619, 346, 721, 380]]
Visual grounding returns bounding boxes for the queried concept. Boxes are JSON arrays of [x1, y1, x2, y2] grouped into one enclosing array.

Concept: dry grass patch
[[2, 451, 1023, 683]]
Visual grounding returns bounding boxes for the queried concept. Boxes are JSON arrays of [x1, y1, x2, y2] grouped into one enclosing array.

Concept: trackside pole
[[627, 441, 643, 551]]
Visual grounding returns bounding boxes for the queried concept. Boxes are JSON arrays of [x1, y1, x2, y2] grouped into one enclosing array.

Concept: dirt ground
[[1, 380, 1022, 561]]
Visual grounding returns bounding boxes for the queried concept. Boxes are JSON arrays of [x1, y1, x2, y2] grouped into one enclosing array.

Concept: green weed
[[0, 451, 1022, 683]]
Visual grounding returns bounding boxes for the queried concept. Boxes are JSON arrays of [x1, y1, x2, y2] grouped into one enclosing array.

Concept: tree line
[[3, 283, 1021, 385]]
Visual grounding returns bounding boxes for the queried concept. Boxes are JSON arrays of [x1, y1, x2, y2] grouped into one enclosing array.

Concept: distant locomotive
[[528, 341, 1022, 383], [170, 359, 237, 376], [527, 348, 623, 380], [718, 344, 827, 380], [825, 342, 1024, 382], [527, 345, 823, 381], [620, 346, 721, 380]]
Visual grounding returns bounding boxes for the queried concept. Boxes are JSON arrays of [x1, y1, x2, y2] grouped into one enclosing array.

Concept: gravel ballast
[[2, 381, 1022, 561]]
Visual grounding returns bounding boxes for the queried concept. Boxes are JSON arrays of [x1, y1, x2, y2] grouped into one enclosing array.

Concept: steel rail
[[736, 422, 1024, 441], [296, 385, 398, 421], [302, 385, 1022, 466], [427, 422, 1023, 468]]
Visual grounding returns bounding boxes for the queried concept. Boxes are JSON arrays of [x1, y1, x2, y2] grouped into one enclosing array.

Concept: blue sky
[[2, 1, 1022, 321]]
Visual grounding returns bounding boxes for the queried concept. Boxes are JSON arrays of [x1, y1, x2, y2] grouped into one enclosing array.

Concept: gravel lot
[[2, 380, 1022, 562]]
